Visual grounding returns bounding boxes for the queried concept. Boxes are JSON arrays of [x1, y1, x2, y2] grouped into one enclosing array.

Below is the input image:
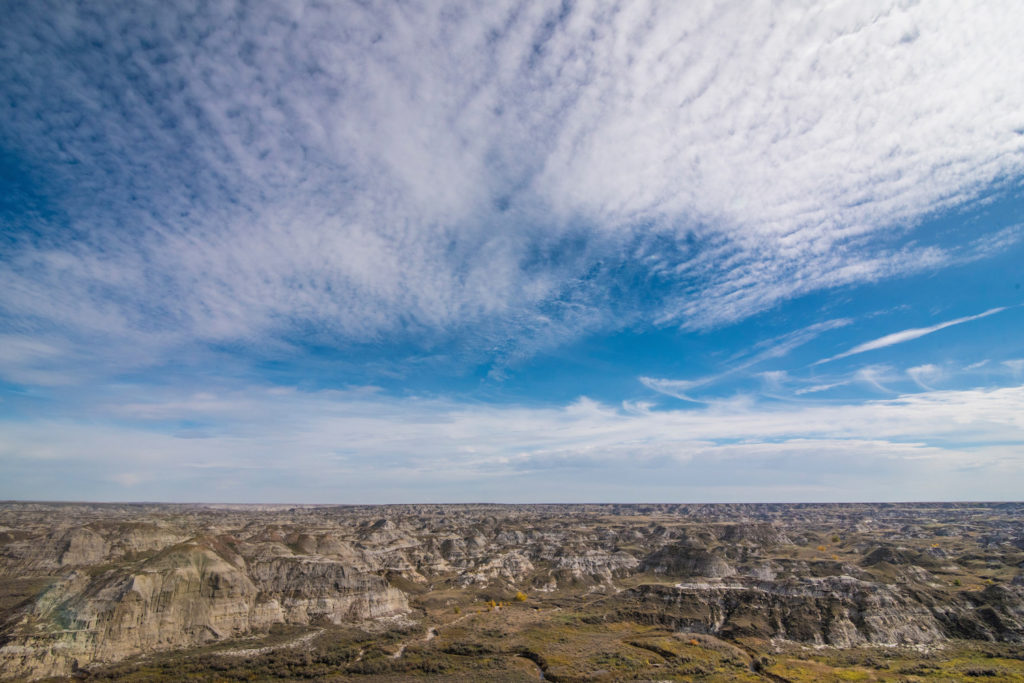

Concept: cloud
[[795, 358, 1023, 396], [759, 371, 789, 392], [854, 365, 896, 393], [638, 377, 703, 402], [1, 1, 1023, 380], [748, 319, 854, 364], [815, 307, 1009, 365], [907, 364, 943, 390], [962, 224, 1024, 261], [640, 317, 854, 400], [795, 381, 850, 396], [0, 336, 79, 386], [2, 381, 1024, 502]]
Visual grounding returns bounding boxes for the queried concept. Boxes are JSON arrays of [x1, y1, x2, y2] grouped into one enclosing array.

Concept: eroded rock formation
[[1, 502, 1022, 679]]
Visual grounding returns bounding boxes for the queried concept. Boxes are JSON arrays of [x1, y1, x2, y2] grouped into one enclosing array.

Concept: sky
[[1, 0, 1023, 504]]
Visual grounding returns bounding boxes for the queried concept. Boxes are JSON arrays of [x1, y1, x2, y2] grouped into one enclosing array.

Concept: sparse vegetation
[[4, 501, 1024, 681]]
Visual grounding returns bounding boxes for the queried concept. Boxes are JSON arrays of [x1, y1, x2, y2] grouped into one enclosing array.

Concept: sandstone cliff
[[0, 528, 408, 679]]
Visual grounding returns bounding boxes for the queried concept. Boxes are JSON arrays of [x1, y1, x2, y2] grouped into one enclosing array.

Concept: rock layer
[[2, 501, 1023, 679]]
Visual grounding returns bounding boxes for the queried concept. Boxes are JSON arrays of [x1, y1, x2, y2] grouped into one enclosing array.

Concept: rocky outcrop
[[57, 527, 108, 567], [936, 583, 1024, 642], [0, 537, 407, 679], [717, 523, 790, 547], [618, 577, 945, 646], [642, 545, 736, 578], [248, 555, 406, 623], [459, 551, 535, 585], [551, 549, 639, 582], [616, 573, 1024, 647], [0, 522, 187, 576]]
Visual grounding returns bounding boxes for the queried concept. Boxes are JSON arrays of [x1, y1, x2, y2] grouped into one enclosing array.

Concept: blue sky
[[1, 0, 1023, 503]]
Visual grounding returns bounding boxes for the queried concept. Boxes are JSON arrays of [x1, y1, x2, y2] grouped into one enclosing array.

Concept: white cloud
[[907, 363, 943, 390], [748, 319, 854, 364], [639, 317, 854, 400], [2, 381, 1024, 501], [638, 377, 703, 402], [795, 381, 850, 395], [794, 358, 1022, 396], [853, 365, 896, 393], [759, 371, 789, 392], [0, 336, 77, 386], [1, 1, 1023, 377], [816, 307, 1009, 365]]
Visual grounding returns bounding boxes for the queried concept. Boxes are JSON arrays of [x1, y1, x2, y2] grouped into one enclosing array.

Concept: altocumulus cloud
[[2, 1, 1024, 504], [1, 0, 1023, 381]]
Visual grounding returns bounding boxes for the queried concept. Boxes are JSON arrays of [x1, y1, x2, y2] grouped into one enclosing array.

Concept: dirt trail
[[217, 629, 324, 658], [390, 625, 439, 658]]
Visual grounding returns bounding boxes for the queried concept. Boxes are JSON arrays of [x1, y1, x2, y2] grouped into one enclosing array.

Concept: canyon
[[1, 502, 1022, 680]]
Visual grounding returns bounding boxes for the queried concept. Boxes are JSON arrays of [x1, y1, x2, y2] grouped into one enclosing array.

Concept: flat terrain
[[1, 502, 1022, 681]]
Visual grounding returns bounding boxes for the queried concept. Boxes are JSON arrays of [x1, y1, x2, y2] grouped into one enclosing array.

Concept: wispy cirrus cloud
[[639, 317, 854, 401], [638, 377, 704, 402], [815, 307, 1010, 365], [795, 380, 850, 396], [789, 357, 1024, 398], [792, 365, 897, 396], [907, 364, 943, 390], [1, 0, 1023, 384], [747, 319, 854, 364]]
